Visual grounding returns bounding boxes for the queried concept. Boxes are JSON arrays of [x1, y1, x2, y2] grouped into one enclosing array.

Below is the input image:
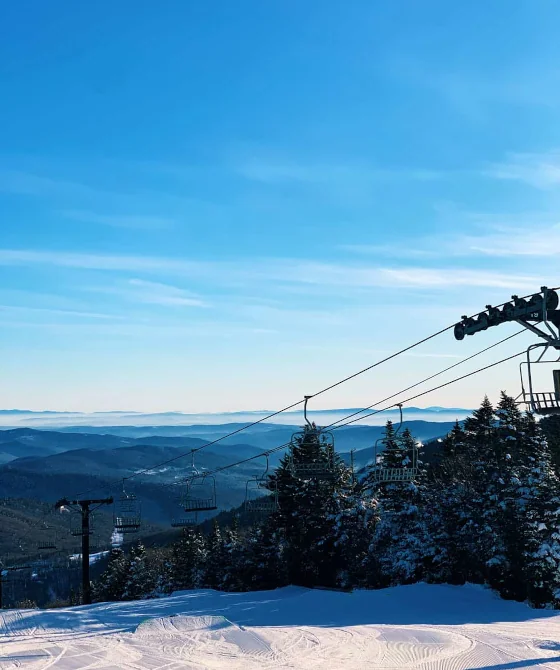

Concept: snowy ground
[[1, 584, 560, 669]]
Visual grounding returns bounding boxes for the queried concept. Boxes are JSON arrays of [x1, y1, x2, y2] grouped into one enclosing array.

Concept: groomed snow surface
[[2, 583, 560, 669]]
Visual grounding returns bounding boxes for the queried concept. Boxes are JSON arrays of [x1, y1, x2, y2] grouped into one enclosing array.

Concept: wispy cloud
[[61, 210, 175, 230], [237, 160, 441, 185], [94, 279, 208, 307], [0, 168, 99, 199], [485, 151, 560, 189], [461, 224, 560, 257], [0, 304, 122, 320], [0, 248, 539, 292]]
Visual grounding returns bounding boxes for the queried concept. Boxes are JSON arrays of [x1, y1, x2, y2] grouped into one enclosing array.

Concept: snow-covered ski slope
[[2, 583, 560, 669]]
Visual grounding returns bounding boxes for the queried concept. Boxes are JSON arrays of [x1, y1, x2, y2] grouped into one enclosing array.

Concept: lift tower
[[55, 496, 113, 605], [454, 286, 560, 415]]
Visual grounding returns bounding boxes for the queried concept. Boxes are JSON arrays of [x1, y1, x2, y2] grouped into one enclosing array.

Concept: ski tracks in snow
[[2, 586, 560, 669]]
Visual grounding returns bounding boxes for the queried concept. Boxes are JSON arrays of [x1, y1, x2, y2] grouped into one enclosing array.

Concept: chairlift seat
[[532, 392, 560, 415], [184, 498, 217, 512], [37, 541, 57, 551], [374, 467, 418, 483], [246, 498, 277, 514], [114, 516, 141, 532], [171, 517, 197, 527], [291, 462, 336, 480]]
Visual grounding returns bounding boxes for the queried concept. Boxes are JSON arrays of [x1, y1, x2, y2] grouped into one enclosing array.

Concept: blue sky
[[1, 0, 560, 413]]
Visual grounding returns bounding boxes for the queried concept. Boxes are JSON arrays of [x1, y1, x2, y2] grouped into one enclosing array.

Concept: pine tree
[[171, 528, 206, 591], [366, 425, 435, 586], [269, 424, 353, 587], [218, 516, 244, 591], [123, 542, 156, 600], [93, 548, 129, 602], [329, 478, 379, 588], [239, 521, 287, 591], [202, 521, 224, 589], [515, 412, 560, 606]]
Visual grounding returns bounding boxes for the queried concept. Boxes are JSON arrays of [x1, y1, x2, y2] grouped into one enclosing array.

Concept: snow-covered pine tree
[[239, 520, 287, 591], [269, 424, 353, 587], [123, 541, 156, 600], [218, 516, 244, 591], [171, 528, 206, 591], [329, 474, 378, 589], [366, 424, 435, 586], [93, 548, 129, 602], [201, 520, 224, 589], [515, 410, 560, 607], [147, 546, 173, 597]]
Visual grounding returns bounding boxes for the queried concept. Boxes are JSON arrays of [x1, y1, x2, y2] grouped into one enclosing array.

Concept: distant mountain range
[[0, 420, 456, 527], [0, 406, 471, 429]]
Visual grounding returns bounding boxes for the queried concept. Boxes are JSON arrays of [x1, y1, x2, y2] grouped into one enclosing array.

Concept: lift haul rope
[[184, 347, 529, 482], [71, 284, 556, 499]]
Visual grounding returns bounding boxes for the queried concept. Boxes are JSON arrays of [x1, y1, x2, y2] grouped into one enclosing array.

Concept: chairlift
[[37, 526, 57, 551], [371, 405, 419, 484], [183, 452, 218, 512], [245, 455, 278, 515], [70, 513, 94, 537], [170, 515, 198, 528], [37, 539, 57, 551], [114, 482, 141, 533], [519, 344, 560, 415], [290, 396, 336, 480]]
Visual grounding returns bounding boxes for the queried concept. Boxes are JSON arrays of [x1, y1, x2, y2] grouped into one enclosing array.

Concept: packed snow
[[2, 583, 560, 669]]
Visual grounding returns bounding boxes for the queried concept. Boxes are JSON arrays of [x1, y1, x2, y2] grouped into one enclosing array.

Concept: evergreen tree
[[269, 424, 353, 587], [93, 548, 129, 602], [171, 528, 206, 591], [239, 521, 287, 591], [329, 479, 379, 588], [216, 516, 244, 591], [202, 521, 224, 589], [123, 542, 156, 600], [366, 425, 435, 586]]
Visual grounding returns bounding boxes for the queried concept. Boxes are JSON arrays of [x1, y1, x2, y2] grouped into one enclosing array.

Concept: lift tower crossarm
[[515, 319, 560, 348], [54, 496, 113, 605]]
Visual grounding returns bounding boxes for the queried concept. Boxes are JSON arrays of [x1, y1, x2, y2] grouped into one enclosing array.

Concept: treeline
[[93, 393, 560, 608]]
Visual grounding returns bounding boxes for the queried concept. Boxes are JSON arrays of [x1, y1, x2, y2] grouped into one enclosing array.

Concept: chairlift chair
[[37, 540, 57, 551], [371, 404, 419, 484], [520, 344, 560, 416], [289, 396, 337, 480], [245, 455, 279, 515], [183, 452, 218, 512], [70, 513, 94, 537], [114, 484, 142, 533], [171, 517, 198, 528], [37, 526, 57, 551]]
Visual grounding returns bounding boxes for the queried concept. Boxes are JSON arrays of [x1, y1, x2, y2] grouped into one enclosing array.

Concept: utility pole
[[350, 449, 356, 485], [55, 497, 113, 605]]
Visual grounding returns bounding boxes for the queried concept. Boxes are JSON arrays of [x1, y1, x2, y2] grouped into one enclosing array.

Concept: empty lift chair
[[520, 344, 560, 416], [289, 395, 336, 480], [113, 484, 142, 534], [245, 454, 278, 515], [183, 451, 218, 512], [372, 404, 418, 484]]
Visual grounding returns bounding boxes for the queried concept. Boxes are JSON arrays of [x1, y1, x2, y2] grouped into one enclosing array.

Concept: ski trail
[[2, 585, 560, 669]]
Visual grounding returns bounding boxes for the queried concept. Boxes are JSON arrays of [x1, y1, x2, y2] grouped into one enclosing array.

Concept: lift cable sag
[[180, 347, 528, 483], [71, 285, 556, 499]]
